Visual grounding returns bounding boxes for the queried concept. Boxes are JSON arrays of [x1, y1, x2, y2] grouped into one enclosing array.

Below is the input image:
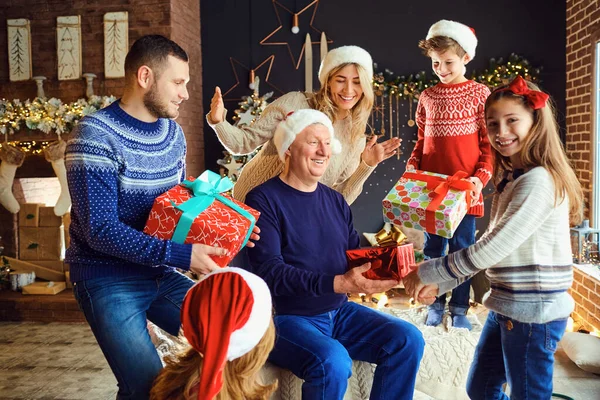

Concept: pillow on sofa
[[560, 331, 600, 375]]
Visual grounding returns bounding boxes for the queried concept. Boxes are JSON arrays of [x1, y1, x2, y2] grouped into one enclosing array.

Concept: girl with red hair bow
[[405, 76, 584, 399]]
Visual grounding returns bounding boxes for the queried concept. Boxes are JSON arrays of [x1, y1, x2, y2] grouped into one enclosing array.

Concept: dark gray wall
[[201, 0, 566, 240]]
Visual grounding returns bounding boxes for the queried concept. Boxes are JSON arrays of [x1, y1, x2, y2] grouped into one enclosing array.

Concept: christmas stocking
[[43, 140, 71, 216], [0, 144, 25, 214]]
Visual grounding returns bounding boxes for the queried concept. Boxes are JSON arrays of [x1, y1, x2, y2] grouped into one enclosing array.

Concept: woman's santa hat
[[318, 45, 373, 86], [273, 109, 342, 161], [180, 267, 272, 400], [426, 19, 478, 59]]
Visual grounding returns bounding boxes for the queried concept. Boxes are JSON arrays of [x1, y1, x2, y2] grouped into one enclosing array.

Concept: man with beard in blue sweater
[[65, 35, 259, 399]]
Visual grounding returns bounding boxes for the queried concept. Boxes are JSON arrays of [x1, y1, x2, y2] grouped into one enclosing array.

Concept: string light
[[372, 53, 541, 101], [579, 238, 600, 266], [0, 95, 116, 136], [0, 140, 50, 155]]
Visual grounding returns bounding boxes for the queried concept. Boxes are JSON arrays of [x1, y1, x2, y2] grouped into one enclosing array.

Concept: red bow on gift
[[499, 76, 549, 110], [403, 171, 475, 234]]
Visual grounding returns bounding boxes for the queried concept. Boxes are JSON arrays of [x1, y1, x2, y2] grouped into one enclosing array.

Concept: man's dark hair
[[124, 35, 188, 80]]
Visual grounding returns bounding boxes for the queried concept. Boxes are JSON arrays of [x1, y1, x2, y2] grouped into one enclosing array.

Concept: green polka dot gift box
[[382, 170, 475, 239]]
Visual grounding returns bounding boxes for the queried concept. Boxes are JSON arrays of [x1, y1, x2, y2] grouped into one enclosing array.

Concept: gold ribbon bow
[[375, 225, 407, 247]]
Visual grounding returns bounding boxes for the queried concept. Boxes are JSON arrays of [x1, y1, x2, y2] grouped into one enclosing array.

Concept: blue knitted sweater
[[65, 100, 193, 282], [245, 177, 361, 316]]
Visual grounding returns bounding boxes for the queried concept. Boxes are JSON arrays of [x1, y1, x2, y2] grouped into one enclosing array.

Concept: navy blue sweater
[[65, 101, 192, 282], [245, 177, 360, 316]]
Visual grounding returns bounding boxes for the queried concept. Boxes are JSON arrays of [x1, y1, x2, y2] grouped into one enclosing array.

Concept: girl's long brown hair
[[485, 80, 583, 225], [149, 321, 277, 400], [310, 63, 374, 142]]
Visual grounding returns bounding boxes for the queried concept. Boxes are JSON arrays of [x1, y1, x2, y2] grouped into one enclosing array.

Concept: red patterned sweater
[[407, 80, 492, 217]]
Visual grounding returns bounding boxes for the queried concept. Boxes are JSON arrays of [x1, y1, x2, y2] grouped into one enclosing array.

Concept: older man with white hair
[[245, 109, 425, 400]]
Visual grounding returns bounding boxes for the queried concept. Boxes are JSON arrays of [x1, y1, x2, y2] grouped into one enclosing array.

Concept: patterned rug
[[385, 306, 483, 400]]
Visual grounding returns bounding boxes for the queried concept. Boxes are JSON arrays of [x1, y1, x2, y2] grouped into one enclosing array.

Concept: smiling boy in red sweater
[[407, 19, 492, 330]]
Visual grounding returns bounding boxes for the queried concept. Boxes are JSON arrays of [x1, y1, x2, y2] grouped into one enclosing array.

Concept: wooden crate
[[19, 203, 43, 227], [5, 257, 65, 281], [19, 226, 63, 261], [39, 207, 62, 227], [22, 281, 66, 295], [32, 260, 64, 272]]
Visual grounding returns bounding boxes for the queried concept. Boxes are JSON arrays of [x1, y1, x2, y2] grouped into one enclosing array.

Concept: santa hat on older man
[[273, 109, 342, 161], [426, 19, 478, 59], [180, 267, 272, 400]]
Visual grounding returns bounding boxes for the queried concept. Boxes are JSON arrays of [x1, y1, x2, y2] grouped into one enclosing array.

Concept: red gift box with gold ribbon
[[346, 226, 416, 280], [346, 243, 416, 281]]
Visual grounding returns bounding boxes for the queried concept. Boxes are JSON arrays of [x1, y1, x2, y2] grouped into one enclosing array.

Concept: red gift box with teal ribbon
[[143, 171, 260, 268]]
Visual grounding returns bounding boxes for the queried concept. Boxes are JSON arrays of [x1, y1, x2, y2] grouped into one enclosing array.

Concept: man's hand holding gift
[[189, 225, 261, 276], [334, 262, 399, 295]]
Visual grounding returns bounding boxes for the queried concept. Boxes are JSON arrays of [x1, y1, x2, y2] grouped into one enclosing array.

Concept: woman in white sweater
[[207, 46, 400, 204]]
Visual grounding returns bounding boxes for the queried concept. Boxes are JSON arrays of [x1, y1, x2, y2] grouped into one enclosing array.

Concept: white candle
[[305, 33, 313, 93], [320, 31, 328, 63]]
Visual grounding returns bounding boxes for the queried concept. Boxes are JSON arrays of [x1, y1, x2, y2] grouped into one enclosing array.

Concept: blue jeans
[[424, 215, 476, 315], [73, 270, 195, 400], [466, 311, 567, 400], [268, 301, 425, 400]]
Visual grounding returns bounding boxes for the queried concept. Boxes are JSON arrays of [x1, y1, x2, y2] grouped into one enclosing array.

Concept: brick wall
[[0, 0, 204, 174], [0, 0, 203, 255], [171, 0, 204, 176], [566, 0, 600, 215], [569, 266, 600, 332], [566, 0, 600, 334]]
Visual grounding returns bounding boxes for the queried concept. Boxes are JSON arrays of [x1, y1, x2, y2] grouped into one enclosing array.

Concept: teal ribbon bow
[[170, 171, 256, 249]]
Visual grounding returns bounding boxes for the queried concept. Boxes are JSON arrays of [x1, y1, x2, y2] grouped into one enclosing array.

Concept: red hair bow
[[500, 76, 549, 110]]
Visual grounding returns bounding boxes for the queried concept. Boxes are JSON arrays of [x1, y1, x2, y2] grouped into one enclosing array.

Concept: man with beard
[[64, 35, 251, 399]]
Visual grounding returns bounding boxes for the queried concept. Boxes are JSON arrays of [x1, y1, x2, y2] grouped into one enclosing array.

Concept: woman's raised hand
[[361, 135, 402, 167], [209, 86, 225, 124]]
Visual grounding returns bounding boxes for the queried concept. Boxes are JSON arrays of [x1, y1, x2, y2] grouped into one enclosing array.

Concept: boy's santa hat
[[318, 45, 373, 86], [181, 267, 272, 400], [273, 109, 342, 161], [426, 19, 478, 59]]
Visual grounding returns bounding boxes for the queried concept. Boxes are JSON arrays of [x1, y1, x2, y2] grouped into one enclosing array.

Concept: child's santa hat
[[273, 109, 342, 161], [426, 19, 478, 59], [318, 45, 373, 86], [180, 267, 272, 400]]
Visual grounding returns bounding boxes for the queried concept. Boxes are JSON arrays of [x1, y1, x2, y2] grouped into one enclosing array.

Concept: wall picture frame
[[56, 15, 82, 80], [104, 12, 128, 79], [7, 19, 32, 82]]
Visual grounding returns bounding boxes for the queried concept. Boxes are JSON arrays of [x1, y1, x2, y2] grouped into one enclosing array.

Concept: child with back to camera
[[150, 267, 277, 400]]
